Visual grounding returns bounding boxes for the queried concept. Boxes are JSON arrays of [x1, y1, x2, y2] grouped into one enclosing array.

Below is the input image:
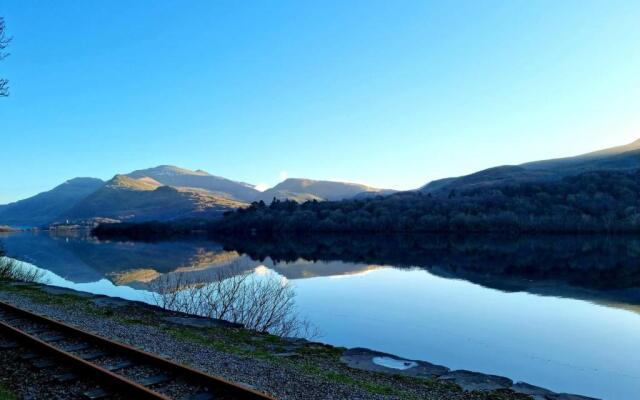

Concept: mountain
[[254, 178, 396, 202], [0, 178, 104, 227], [522, 139, 640, 173], [62, 175, 246, 222], [126, 165, 259, 202], [0, 164, 395, 227], [422, 138, 640, 194], [208, 138, 640, 235], [215, 168, 640, 234], [536, 138, 640, 161]]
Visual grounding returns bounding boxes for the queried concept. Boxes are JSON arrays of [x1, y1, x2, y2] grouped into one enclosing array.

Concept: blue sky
[[1, 1, 639, 203]]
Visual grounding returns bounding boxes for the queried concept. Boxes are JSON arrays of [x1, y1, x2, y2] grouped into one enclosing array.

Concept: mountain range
[[62, 175, 247, 223], [255, 178, 397, 203], [126, 165, 258, 202], [421, 138, 640, 194], [0, 178, 104, 227], [0, 166, 393, 227], [203, 137, 640, 235], [2, 139, 639, 228]]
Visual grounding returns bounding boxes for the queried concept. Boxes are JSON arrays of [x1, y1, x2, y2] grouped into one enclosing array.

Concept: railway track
[[0, 300, 276, 400]]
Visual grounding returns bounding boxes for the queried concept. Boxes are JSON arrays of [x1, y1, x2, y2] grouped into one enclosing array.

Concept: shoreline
[[0, 281, 598, 400]]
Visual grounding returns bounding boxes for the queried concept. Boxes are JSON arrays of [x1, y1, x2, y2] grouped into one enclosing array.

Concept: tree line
[[93, 169, 640, 236], [213, 169, 640, 234]]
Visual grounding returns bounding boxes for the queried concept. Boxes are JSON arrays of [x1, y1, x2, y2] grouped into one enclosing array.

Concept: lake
[[1, 231, 639, 400]]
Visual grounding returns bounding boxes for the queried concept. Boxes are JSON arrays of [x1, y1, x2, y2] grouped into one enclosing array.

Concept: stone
[[438, 370, 513, 391], [162, 316, 241, 328], [547, 394, 601, 400], [91, 296, 130, 308], [340, 347, 449, 378], [511, 382, 556, 400]]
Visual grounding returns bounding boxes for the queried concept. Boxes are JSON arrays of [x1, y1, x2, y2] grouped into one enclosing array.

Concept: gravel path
[[0, 284, 533, 400]]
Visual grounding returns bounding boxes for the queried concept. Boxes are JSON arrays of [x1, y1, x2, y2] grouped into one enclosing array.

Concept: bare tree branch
[[0, 79, 7, 97], [0, 249, 46, 283], [149, 266, 319, 338], [0, 17, 12, 97]]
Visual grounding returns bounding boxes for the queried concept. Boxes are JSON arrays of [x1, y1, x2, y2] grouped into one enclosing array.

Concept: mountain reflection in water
[[1, 231, 640, 313], [2, 231, 640, 399]]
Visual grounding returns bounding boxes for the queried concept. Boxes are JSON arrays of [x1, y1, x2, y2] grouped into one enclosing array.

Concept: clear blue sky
[[1, 1, 639, 203]]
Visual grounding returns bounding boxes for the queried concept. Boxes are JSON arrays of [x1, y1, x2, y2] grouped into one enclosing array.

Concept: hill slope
[[214, 168, 640, 234], [0, 178, 104, 227], [208, 138, 640, 235], [255, 178, 395, 202], [63, 175, 246, 222], [422, 138, 640, 194], [126, 165, 259, 202]]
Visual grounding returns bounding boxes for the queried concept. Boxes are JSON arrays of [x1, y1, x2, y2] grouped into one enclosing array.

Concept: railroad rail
[[0, 300, 276, 400]]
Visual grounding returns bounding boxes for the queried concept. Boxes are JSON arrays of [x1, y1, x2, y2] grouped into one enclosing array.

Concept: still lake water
[[1, 231, 639, 400]]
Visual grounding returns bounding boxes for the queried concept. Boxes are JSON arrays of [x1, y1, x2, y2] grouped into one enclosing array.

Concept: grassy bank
[[0, 282, 534, 400]]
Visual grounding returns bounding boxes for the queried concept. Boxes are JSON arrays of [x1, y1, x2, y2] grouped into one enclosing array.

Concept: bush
[[0, 253, 45, 283], [149, 265, 318, 338]]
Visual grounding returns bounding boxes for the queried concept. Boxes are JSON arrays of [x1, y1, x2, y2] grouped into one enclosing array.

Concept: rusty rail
[[0, 300, 276, 400]]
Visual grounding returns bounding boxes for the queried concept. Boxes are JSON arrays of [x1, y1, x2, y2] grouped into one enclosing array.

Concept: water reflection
[[1, 231, 640, 399], [0, 231, 253, 286], [2, 231, 640, 312], [220, 234, 640, 313]]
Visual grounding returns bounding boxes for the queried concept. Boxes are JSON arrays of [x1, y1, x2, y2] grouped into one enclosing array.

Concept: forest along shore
[[0, 282, 598, 400]]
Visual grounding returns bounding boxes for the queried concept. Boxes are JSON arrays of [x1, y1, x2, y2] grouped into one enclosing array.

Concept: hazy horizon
[[2, 1, 639, 203]]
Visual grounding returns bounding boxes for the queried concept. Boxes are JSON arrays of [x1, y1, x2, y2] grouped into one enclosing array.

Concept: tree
[[150, 266, 318, 338], [0, 17, 11, 97]]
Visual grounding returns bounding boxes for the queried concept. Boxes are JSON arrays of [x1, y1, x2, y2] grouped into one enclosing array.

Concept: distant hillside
[[205, 138, 640, 235], [532, 138, 640, 162], [126, 165, 259, 202], [62, 175, 247, 222], [0, 164, 397, 227], [214, 169, 640, 234], [422, 138, 640, 194], [255, 178, 395, 202], [0, 178, 104, 227]]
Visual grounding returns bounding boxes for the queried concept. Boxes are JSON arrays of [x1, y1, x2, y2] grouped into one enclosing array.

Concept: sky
[[1, 1, 639, 204]]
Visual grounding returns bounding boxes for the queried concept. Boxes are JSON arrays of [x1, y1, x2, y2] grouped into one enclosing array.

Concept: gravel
[[0, 342, 113, 400], [0, 286, 534, 400]]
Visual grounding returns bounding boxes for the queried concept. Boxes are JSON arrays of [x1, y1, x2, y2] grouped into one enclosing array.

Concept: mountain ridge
[[5, 138, 637, 228], [0, 166, 394, 227], [422, 138, 640, 194], [61, 174, 247, 223], [255, 178, 396, 202], [126, 165, 258, 202], [0, 178, 105, 227]]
